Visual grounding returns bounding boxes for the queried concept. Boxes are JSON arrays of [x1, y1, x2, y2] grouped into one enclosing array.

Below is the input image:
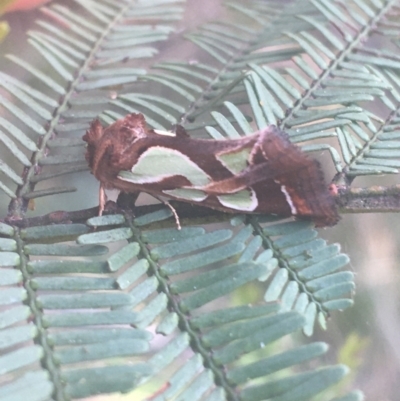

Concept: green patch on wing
[[216, 147, 250, 174], [217, 189, 257, 211], [163, 188, 207, 201], [118, 147, 211, 186]]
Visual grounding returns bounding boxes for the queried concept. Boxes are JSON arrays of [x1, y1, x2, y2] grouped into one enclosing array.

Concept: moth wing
[[118, 146, 212, 187], [255, 126, 339, 226], [200, 163, 270, 194]]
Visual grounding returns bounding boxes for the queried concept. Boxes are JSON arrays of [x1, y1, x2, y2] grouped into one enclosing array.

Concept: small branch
[[337, 184, 400, 213], [4, 206, 100, 228], [4, 184, 400, 229], [3, 201, 227, 229]]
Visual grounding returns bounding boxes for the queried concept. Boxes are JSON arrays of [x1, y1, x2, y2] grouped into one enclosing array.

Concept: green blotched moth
[[83, 113, 339, 228]]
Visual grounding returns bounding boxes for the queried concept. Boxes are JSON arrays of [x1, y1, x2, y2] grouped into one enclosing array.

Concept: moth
[[83, 113, 339, 228]]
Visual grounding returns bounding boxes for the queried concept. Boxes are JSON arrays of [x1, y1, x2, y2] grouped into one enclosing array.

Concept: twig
[[4, 184, 400, 229], [337, 184, 400, 213]]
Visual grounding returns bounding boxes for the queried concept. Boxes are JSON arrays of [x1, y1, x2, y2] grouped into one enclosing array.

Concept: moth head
[[82, 114, 149, 176], [118, 113, 148, 139]]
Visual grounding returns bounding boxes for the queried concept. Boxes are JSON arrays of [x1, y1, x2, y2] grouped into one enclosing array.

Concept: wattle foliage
[[2, 0, 399, 399]]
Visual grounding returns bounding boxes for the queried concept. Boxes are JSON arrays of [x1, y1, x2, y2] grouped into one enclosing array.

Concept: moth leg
[[152, 195, 181, 230], [116, 191, 140, 211], [163, 200, 181, 231], [99, 184, 107, 216]]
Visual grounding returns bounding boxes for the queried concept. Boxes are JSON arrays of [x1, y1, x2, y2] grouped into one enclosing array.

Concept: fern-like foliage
[[0, 211, 359, 400], [3, 0, 399, 399]]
